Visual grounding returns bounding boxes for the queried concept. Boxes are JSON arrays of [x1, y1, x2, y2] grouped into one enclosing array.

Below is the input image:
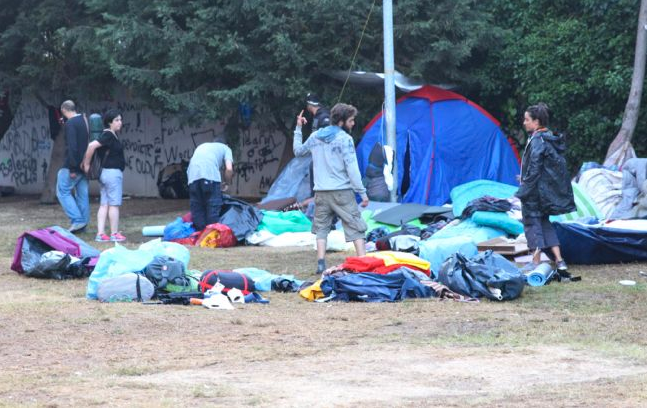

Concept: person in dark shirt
[[57, 100, 90, 233], [305, 93, 331, 132], [515, 103, 575, 276], [82, 109, 127, 242]]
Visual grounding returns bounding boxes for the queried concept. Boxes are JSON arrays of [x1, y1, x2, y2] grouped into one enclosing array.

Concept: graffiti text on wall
[[234, 128, 282, 193], [0, 100, 51, 187]]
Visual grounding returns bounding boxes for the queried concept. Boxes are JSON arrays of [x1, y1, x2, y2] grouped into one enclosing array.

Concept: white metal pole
[[383, 0, 398, 202]]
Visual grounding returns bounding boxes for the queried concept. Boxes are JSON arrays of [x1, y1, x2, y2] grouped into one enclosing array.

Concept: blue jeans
[[189, 179, 222, 231], [56, 168, 90, 225]]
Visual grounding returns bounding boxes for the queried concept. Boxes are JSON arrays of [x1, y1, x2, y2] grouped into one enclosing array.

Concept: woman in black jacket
[[515, 103, 575, 275]]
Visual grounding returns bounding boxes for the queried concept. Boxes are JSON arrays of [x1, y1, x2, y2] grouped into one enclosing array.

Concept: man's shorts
[[522, 214, 560, 251], [99, 168, 123, 206], [313, 189, 367, 241]]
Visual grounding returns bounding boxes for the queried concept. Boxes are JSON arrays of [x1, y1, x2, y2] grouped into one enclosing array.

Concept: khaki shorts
[[313, 190, 367, 241]]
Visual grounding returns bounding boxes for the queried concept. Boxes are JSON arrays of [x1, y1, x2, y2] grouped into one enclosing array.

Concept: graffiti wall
[[0, 100, 51, 192], [0, 97, 287, 198]]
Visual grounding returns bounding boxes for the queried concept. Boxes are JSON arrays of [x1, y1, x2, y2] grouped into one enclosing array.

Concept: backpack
[[157, 161, 190, 199], [97, 273, 155, 302], [12, 227, 99, 274], [199, 270, 256, 295], [144, 256, 189, 290]]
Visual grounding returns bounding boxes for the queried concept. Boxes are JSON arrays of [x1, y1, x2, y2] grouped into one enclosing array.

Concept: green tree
[[75, 0, 498, 128], [473, 0, 645, 171]]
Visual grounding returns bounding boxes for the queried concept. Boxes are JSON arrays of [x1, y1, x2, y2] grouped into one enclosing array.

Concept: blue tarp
[[320, 269, 433, 302], [554, 222, 647, 264], [357, 86, 520, 206]]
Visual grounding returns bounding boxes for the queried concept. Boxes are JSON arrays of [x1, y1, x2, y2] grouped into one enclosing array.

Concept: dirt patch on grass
[[128, 344, 647, 407], [0, 196, 646, 406]]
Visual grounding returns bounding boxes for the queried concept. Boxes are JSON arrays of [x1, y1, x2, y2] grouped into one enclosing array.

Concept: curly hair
[[330, 103, 358, 125]]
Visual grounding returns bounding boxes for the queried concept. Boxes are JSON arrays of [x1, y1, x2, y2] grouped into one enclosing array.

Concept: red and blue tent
[[357, 85, 521, 205]]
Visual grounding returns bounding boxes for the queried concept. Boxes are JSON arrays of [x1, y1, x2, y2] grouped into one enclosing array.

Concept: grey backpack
[[144, 256, 188, 290], [97, 273, 155, 302]]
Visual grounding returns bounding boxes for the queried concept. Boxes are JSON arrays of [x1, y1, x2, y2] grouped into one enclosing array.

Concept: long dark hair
[[526, 103, 550, 127]]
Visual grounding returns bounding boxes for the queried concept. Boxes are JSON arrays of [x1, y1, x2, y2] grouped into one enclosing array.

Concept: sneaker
[[69, 223, 87, 233], [95, 233, 111, 242], [110, 232, 127, 242], [556, 260, 568, 271]]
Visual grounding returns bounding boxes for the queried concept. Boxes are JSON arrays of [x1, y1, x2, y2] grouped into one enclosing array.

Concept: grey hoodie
[[293, 125, 367, 199]]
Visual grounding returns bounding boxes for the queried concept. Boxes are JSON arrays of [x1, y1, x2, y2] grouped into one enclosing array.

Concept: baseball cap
[[305, 93, 321, 106]]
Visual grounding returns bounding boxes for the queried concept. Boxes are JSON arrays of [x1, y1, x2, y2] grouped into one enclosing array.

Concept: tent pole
[[383, 0, 398, 202]]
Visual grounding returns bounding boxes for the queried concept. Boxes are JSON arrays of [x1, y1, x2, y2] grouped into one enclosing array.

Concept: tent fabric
[[554, 221, 647, 264], [257, 210, 312, 235], [365, 250, 431, 273], [357, 85, 520, 206], [471, 211, 524, 236], [450, 180, 518, 218], [576, 169, 622, 219], [372, 203, 452, 226], [320, 270, 433, 302], [262, 156, 312, 203], [430, 219, 507, 244], [418, 236, 478, 279], [550, 182, 603, 222], [362, 210, 426, 233]]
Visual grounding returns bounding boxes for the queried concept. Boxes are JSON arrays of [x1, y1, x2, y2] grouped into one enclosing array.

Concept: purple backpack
[[11, 227, 99, 274]]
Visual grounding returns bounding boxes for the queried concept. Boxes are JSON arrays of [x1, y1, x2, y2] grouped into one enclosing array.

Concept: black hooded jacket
[[515, 129, 576, 217], [312, 107, 330, 131]]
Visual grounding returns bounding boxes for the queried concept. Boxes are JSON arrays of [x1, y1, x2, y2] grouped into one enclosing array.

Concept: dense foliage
[[473, 0, 645, 170], [0, 0, 644, 169]]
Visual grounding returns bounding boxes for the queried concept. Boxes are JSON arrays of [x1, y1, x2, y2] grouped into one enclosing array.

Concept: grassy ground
[[0, 195, 646, 407]]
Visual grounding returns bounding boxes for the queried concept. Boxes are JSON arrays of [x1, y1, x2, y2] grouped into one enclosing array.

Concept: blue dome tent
[[357, 85, 521, 205]]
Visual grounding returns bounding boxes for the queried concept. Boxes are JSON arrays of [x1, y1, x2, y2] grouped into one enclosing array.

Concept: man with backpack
[[57, 100, 90, 233]]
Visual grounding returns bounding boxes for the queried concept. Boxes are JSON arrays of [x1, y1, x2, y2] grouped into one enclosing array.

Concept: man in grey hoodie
[[294, 103, 369, 274]]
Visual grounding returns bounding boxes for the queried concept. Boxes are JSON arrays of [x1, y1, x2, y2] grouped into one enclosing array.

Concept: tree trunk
[[604, 0, 647, 167], [40, 126, 66, 204]]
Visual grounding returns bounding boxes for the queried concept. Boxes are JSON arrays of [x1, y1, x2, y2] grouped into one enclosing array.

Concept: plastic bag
[[25, 250, 73, 279], [196, 223, 237, 248], [86, 239, 190, 299], [437, 250, 524, 301], [163, 217, 195, 241]]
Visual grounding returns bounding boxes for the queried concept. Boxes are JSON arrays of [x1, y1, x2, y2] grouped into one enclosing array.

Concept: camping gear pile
[[82, 239, 301, 307]]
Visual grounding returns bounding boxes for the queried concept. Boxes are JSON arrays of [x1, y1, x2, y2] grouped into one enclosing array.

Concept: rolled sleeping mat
[[525, 263, 555, 287], [142, 225, 166, 237]]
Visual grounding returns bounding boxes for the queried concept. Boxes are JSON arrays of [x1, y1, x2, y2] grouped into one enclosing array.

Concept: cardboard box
[[477, 237, 529, 255]]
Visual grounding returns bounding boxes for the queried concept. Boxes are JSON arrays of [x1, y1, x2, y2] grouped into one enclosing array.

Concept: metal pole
[[383, 0, 398, 202]]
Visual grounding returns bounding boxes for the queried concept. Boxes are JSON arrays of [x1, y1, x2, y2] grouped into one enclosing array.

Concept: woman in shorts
[[82, 109, 127, 242]]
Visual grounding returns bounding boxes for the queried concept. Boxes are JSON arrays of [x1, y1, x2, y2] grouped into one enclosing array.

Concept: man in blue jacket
[[294, 103, 369, 274], [57, 100, 89, 233]]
